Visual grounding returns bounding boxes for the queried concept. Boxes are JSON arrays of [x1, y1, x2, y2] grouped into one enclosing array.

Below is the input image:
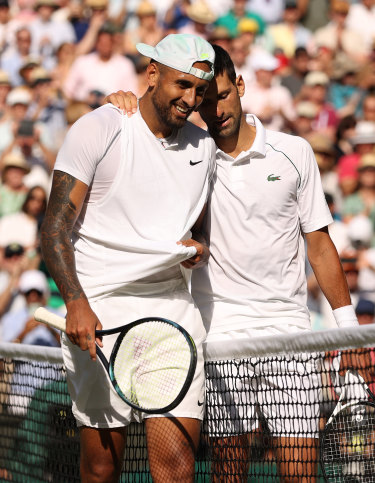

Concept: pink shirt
[[63, 52, 139, 102]]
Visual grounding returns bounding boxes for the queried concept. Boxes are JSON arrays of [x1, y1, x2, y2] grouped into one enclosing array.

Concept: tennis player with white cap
[[40, 33, 216, 482]]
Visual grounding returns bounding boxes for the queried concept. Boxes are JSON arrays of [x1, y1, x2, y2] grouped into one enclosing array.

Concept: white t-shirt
[[192, 115, 333, 334], [54, 104, 216, 298]]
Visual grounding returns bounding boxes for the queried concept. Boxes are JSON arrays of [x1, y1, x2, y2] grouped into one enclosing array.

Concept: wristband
[[332, 305, 359, 328]]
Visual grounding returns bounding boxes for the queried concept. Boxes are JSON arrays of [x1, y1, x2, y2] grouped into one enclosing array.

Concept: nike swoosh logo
[[190, 160, 203, 166], [198, 400, 204, 406]]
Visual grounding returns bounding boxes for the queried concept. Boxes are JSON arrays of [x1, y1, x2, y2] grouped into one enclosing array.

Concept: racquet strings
[[322, 403, 375, 481], [112, 320, 193, 411]]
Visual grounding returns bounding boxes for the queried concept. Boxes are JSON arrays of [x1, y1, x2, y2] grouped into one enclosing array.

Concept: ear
[[236, 75, 245, 98], [146, 62, 159, 87]]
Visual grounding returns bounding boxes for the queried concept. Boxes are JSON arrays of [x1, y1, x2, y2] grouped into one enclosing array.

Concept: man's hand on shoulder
[[104, 90, 138, 117]]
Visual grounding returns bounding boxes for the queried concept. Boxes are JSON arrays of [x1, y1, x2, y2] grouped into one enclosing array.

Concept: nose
[[182, 88, 198, 108]]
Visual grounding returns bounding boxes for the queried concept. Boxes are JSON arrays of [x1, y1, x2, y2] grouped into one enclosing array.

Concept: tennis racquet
[[320, 369, 375, 482], [34, 307, 197, 414]]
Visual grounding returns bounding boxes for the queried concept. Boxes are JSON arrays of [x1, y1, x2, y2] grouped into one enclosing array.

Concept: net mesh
[[0, 325, 375, 482]]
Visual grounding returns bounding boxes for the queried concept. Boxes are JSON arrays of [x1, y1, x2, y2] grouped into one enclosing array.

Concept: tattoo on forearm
[[41, 171, 85, 303]]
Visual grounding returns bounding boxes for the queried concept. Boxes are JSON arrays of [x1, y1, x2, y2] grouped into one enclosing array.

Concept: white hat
[[7, 87, 32, 106], [136, 33, 215, 81], [19, 270, 49, 295], [250, 52, 279, 72], [351, 121, 375, 145], [347, 215, 373, 247]]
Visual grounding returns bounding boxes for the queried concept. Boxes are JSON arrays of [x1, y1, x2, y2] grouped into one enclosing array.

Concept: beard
[[206, 111, 242, 139], [151, 85, 188, 131]]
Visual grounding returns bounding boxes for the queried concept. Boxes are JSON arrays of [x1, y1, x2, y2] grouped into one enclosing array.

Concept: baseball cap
[[4, 243, 24, 258], [347, 214, 373, 248], [136, 34, 215, 81], [19, 269, 49, 295], [356, 299, 375, 316], [250, 52, 279, 71]]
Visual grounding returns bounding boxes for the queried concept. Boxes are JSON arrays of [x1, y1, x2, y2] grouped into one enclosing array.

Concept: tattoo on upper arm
[[41, 171, 85, 303]]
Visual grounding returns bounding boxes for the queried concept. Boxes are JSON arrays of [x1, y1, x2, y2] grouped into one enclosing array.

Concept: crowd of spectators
[[0, 0, 375, 344]]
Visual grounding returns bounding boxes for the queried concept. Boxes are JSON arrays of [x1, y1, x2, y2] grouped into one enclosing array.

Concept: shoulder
[[265, 130, 312, 154], [68, 104, 122, 140], [180, 121, 212, 141]]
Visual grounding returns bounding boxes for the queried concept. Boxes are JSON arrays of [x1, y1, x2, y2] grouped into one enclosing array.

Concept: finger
[[95, 320, 103, 348], [86, 332, 97, 361]]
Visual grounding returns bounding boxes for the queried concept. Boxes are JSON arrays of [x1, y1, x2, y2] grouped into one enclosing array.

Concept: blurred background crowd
[[0, 0, 375, 345]]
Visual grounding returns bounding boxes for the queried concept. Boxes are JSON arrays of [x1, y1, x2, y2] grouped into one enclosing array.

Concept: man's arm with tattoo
[[40, 170, 103, 360]]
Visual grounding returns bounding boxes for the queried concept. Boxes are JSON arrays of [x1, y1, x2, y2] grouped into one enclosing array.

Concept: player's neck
[[215, 115, 256, 158], [138, 95, 173, 139]]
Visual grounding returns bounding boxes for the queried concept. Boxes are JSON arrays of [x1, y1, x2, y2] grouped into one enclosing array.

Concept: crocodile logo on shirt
[[267, 174, 281, 181]]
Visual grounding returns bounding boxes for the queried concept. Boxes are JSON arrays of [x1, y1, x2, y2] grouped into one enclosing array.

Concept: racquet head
[[105, 317, 197, 414], [320, 400, 375, 482]]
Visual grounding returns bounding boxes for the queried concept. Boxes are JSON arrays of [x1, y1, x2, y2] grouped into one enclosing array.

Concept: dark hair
[[212, 44, 237, 85], [22, 185, 47, 215]]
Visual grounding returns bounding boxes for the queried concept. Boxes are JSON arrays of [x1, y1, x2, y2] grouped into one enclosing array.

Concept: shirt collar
[[216, 113, 266, 162]]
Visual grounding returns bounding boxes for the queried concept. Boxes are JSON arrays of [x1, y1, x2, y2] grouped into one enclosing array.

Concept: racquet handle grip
[[34, 307, 67, 332]]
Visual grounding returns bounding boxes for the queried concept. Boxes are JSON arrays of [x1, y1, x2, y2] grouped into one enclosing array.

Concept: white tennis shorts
[[204, 327, 321, 439], [61, 278, 206, 428]]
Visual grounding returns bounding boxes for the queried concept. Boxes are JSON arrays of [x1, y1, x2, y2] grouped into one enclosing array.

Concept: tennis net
[[0, 324, 375, 482]]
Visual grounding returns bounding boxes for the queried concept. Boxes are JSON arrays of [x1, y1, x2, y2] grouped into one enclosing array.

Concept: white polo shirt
[[55, 104, 216, 299], [192, 115, 333, 334]]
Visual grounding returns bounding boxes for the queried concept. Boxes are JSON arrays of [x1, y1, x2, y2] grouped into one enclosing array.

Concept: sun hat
[[358, 152, 375, 170], [304, 71, 330, 86], [186, 0, 216, 25], [136, 33, 215, 81], [2, 151, 31, 173], [6, 87, 32, 106]]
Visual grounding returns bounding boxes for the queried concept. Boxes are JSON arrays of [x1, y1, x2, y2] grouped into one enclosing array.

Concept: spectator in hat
[[63, 27, 138, 102], [292, 100, 317, 138], [0, 151, 30, 218], [241, 51, 296, 132], [280, 46, 310, 98], [301, 70, 339, 140], [342, 153, 375, 234], [328, 54, 363, 119], [29, 0, 76, 68], [0, 70, 11, 119], [0, 242, 28, 319], [207, 26, 232, 51], [309, 133, 342, 209], [0, 269, 60, 345], [178, 0, 217, 39], [27, 66, 67, 150], [355, 299, 375, 324], [267, 0, 312, 60], [215, 0, 265, 38], [17, 55, 40, 86], [124, 0, 164, 57], [312, 0, 368, 65], [0, 27, 33, 87], [0, 86, 32, 155], [337, 120, 375, 192]]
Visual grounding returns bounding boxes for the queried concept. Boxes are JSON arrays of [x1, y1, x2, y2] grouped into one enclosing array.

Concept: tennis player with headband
[[105, 45, 361, 482], [40, 34, 216, 482]]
